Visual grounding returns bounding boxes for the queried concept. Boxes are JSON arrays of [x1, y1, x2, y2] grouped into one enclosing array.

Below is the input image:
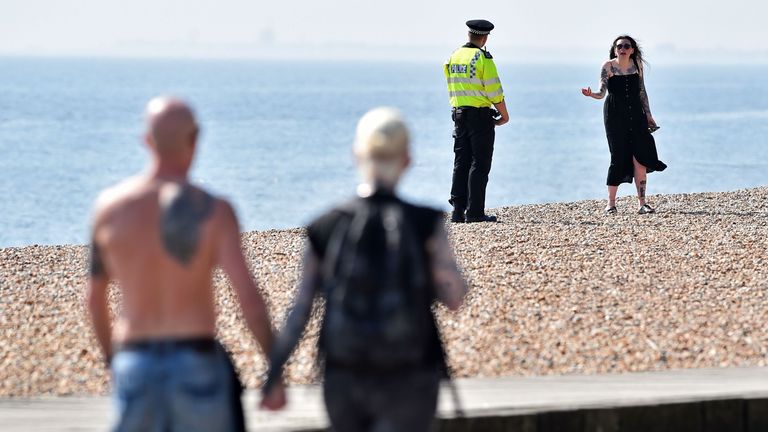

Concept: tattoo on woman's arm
[[639, 75, 652, 115], [435, 256, 463, 295], [266, 251, 321, 381], [429, 230, 467, 305], [594, 67, 609, 98]]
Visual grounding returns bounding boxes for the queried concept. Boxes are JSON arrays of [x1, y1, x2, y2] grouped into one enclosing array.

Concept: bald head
[[145, 97, 198, 156]]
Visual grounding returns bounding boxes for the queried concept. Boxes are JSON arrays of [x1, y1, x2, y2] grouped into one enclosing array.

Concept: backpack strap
[[395, 203, 429, 291], [321, 217, 348, 287], [321, 198, 371, 293]]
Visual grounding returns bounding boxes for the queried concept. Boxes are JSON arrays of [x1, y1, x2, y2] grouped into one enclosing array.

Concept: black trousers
[[323, 366, 441, 432], [449, 107, 495, 218]]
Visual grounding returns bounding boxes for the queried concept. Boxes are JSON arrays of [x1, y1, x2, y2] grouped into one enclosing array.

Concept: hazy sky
[[1, 0, 765, 63]]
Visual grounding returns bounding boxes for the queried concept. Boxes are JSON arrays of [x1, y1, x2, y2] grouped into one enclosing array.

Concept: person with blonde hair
[[263, 107, 467, 431]]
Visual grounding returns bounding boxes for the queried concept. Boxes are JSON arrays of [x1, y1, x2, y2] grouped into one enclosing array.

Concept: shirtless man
[[85, 96, 285, 431]]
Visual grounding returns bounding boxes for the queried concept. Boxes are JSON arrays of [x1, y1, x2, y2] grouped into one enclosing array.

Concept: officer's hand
[[494, 115, 509, 127], [260, 380, 287, 411]]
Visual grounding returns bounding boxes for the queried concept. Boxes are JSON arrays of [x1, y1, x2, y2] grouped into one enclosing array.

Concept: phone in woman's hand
[[649, 125, 660, 133]]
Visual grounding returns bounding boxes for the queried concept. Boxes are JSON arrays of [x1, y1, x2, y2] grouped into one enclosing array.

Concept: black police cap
[[466, 19, 494, 35]]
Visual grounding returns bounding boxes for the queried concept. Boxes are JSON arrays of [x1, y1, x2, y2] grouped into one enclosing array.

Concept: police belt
[[451, 106, 498, 122], [451, 106, 492, 114]]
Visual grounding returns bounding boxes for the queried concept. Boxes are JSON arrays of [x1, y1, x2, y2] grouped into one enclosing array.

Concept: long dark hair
[[609, 35, 647, 67]]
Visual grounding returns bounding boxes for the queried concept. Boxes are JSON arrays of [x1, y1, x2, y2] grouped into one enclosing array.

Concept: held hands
[[260, 379, 287, 411], [494, 114, 509, 127]]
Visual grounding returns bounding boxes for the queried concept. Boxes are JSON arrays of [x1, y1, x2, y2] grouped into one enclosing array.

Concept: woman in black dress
[[582, 35, 666, 214]]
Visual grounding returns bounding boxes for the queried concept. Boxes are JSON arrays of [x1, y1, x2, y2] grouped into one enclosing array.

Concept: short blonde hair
[[354, 107, 409, 159], [353, 107, 410, 187]]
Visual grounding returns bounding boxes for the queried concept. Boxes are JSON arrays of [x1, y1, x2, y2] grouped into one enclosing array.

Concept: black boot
[[450, 207, 466, 223], [466, 214, 498, 223]]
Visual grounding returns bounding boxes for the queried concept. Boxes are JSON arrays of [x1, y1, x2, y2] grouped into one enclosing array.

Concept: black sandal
[[605, 206, 617, 215], [638, 204, 656, 214]]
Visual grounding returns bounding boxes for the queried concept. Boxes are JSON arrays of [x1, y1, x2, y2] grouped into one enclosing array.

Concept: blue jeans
[[110, 339, 244, 432]]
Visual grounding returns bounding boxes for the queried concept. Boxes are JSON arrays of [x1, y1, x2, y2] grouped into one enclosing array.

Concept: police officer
[[445, 19, 509, 223]]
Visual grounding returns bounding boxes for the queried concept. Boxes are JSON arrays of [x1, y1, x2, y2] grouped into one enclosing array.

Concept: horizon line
[[1, 52, 767, 66]]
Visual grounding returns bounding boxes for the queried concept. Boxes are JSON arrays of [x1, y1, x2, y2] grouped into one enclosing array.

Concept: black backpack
[[319, 197, 434, 369]]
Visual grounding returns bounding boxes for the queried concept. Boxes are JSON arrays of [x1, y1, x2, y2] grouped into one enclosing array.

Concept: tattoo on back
[[89, 241, 105, 277], [159, 184, 214, 265]]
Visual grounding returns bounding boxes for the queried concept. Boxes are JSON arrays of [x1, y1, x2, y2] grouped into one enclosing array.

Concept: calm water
[[1, 58, 766, 247]]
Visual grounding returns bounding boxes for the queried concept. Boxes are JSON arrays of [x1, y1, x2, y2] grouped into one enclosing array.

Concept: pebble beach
[[1, 187, 766, 397]]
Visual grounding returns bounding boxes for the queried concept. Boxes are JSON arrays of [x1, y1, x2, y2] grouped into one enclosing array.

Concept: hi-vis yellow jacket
[[444, 43, 504, 108]]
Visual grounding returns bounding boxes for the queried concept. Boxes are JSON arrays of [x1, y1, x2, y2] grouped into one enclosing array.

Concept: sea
[[1, 58, 766, 247]]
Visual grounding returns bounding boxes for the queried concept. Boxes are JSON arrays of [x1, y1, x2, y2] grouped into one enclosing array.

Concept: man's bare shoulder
[[203, 193, 243, 247], [205, 192, 238, 228], [91, 175, 150, 224]]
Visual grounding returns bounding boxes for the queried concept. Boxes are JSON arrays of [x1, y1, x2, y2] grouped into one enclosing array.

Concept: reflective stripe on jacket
[[444, 46, 504, 107]]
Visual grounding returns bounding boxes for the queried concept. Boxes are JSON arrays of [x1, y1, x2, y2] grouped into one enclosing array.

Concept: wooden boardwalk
[[2, 367, 767, 431]]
